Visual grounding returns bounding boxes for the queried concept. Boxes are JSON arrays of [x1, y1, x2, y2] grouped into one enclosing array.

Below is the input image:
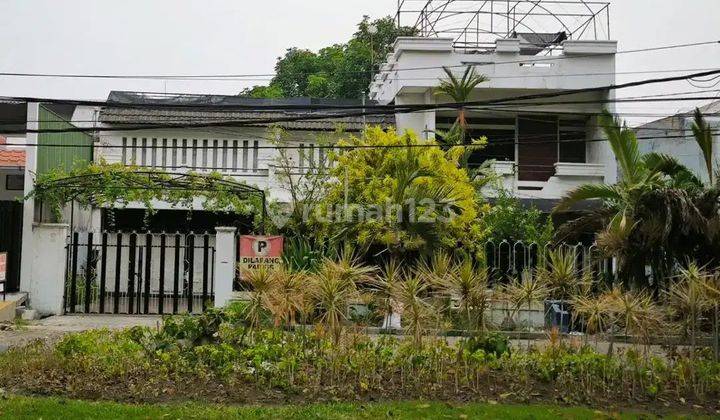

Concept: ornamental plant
[[316, 127, 488, 261]]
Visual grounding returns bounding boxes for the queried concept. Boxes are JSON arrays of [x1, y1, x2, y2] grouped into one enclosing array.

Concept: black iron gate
[[64, 231, 215, 315], [0, 201, 23, 292]]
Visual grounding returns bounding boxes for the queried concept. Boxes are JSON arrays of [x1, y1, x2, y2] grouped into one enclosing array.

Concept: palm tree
[[435, 66, 489, 134], [555, 110, 711, 288]]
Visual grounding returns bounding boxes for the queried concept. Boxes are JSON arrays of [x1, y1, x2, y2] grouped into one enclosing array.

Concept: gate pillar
[[214, 227, 237, 308], [27, 223, 68, 315]]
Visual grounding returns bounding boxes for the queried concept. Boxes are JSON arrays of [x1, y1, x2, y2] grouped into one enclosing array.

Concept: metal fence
[[484, 240, 615, 284], [64, 231, 215, 315]]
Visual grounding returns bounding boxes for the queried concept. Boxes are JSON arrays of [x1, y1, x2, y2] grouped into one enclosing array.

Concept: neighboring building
[[634, 100, 720, 183], [370, 0, 618, 202], [70, 92, 394, 233], [0, 100, 28, 293]]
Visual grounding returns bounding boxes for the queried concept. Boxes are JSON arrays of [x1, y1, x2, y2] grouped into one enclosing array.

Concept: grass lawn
[[0, 395, 707, 419]]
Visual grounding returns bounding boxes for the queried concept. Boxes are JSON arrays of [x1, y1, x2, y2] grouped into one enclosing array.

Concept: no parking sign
[[238, 236, 283, 271]]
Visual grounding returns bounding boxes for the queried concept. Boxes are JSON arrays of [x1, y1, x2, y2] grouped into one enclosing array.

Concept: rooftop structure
[[396, 0, 611, 53]]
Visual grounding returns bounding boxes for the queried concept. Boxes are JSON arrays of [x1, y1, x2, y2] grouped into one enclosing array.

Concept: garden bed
[[0, 309, 718, 415]]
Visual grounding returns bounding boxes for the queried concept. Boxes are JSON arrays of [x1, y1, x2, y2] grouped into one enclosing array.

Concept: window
[[192, 139, 198, 169], [242, 140, 249, 170], [222, 140, 228, 171], [141, 138, 147, 166], [121, 137, 127, 164], [172, 139, 178, 168], [298, 144, 305, 169], [151, 138, 157, 167], [252, 141, 259, 171], [213, 140, 219, 169], [232, 140, 239, 171], [161, 139, 168, 168], [131, 138, 137, 164], [202, 139, 208, 169], [559, 118, 588, 163], [181, 139, 187, 165], [5, 174, 23, 191]]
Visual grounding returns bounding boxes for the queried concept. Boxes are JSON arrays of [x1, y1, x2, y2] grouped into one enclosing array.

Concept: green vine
[[27, 161, 266, 229]]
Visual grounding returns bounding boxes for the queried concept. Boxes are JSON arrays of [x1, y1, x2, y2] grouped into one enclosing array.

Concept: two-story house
[[370, 0, 618, 206]]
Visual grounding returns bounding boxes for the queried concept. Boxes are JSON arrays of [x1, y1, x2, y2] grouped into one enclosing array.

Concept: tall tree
[[240, 16, 416, 99]]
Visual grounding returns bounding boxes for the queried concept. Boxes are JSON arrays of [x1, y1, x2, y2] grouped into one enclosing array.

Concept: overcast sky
[[0, 0, 719, 124]]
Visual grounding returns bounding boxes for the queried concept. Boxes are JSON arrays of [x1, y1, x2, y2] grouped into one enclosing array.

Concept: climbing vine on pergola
[[28, 162, 267, 230]]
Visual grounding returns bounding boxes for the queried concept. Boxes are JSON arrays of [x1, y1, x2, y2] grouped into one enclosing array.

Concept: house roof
[[99, 91, 395, 132], [0, 136, 25, 168], [634, 99, 720, 129]]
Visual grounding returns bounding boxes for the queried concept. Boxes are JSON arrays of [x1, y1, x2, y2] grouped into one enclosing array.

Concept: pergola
[[33, 171, 268, 233]]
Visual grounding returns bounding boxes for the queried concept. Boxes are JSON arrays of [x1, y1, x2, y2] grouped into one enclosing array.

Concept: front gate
[[64, 231, 215, 315]]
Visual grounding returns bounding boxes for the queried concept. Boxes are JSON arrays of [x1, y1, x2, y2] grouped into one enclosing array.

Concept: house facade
[[370, 1, 618, 202], [69, 92, 394, 233]]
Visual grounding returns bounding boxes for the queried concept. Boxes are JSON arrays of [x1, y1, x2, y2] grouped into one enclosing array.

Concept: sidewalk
[[0, 315, 162, 350]]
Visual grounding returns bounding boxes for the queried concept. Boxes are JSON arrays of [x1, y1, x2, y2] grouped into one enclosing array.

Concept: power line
[[4, 131, 717, 152], [2, 95, 718, 137], [6, 88, 717, 126], [0, 40, 717, 80], [3, 69, 719, 117]]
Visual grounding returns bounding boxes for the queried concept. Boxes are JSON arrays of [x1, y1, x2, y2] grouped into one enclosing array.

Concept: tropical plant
[[537, 248, 589, 300], [308, 252, 375, 342], [434, 66, 489, 134], [572, 292, 614, 347], [607, 288, 664, 350], [393, 274, 435, 346], [485, 189, 554, 245], [503, 270, 552, 348], [434, 257, 491, 332], [317, 127, 487, 260], [555, 109, 718, 289], [666, 263, 713, 355], [264, 267, 309, 327], [372, 259, 405, 329], [239, 265, 275, 331]]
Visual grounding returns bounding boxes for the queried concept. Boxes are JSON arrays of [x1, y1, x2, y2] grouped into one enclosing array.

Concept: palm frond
[[643, 152, 703, 188], [599, 110, 642, 182], [555, 183, 621, 212], [692, 108, 715, 184]]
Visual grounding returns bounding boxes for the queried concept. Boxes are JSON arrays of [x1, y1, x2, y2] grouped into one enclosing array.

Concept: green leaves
[[28, 161, 264, 227], [241, 16, 417, 99], [692, 108, 716, 185]]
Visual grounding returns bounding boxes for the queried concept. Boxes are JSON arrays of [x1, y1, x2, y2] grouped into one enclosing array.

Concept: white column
[[28, 223, 69, 315], [19, 102, 39, 292], [214, 226, 237, 308]]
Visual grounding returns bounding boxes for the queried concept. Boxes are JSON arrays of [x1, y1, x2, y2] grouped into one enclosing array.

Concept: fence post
[[27, 223, 69, 315], [214, 227, 237, 308]]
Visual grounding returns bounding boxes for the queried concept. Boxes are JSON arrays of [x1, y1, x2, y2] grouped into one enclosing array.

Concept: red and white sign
[[239, 236, 284, 271], [0, 252, 6, 283]]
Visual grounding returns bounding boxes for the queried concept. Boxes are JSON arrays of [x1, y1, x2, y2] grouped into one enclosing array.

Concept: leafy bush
[[2, 308, 720, 408], [463, 332, 511, 358]]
